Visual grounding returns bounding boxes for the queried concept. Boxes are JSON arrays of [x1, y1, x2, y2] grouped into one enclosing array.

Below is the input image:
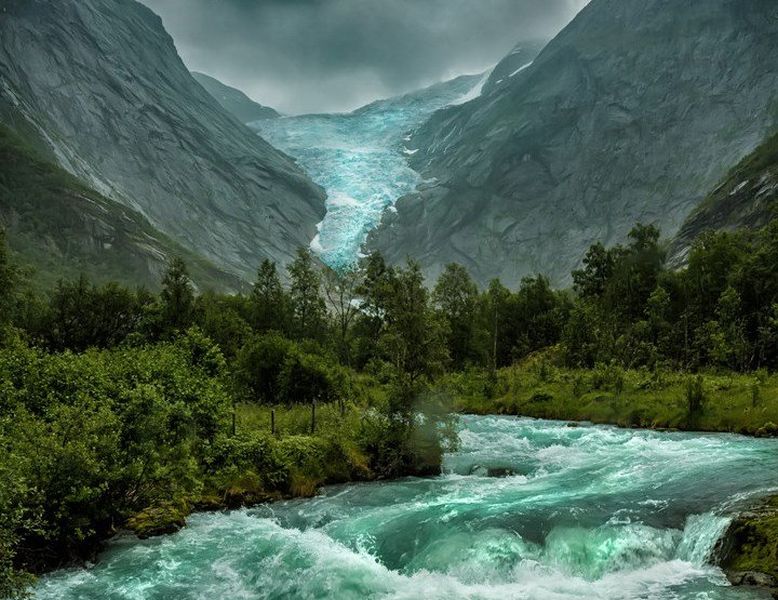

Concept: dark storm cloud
[[141, 0, 588, 114]]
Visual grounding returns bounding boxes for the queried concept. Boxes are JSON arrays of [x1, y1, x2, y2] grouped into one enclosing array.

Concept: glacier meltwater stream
[[35, 416, 778, 599]]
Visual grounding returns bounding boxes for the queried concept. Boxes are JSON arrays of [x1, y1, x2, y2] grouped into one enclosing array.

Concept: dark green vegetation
[[0, 124, 242, 292], [4, 212, 778, 597], [0, 240, 454, 598]]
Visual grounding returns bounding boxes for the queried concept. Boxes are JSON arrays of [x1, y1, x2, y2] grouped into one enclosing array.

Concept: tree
[[287, 248, 327, 341], [353, 252, 394, 368], [380, 261, 448, 410], [433, 263, 478, 370], [0, 230, 16, 332], [573, 242, 614, 300], [234, 333, 294, 403], [48, 277, 142, 351], [322, 266, 362, 366], [160, 257, 194, 335], [250, 259, 288, 334]]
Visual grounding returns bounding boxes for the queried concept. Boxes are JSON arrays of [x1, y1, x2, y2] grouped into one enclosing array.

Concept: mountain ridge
[[192, 71, 280, 123], [0, 0, 326, 279], [368, 0, 778, 287]]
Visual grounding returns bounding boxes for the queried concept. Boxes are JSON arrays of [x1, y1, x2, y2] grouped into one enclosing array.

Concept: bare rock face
[[0, 0, 325, 279], [191, 72, 280, 123], [669, 132, 778, 266], [368, 0, 778, 287]]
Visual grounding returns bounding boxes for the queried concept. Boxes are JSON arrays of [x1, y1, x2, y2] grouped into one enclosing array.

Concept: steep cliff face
[[191, 72, 280, 123], [670, 131, 778, 265], [369, 0, 778, 286], [0, 124, 244, 291], [0, 0, 325, 279]]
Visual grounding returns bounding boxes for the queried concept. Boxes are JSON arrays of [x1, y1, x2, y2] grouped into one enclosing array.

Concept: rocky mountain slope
[[0, 123, 243, 291], [192, 72, 280, 123], [369, 0, 778, 287], [670, 131, 778, 265], [0, 0, 325, 279]]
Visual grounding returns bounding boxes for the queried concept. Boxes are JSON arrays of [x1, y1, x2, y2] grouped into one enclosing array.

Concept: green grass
[[441, 357, 778, 435]]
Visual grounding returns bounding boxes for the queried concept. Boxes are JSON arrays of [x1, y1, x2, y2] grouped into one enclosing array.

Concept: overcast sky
[[141, 0, 588, 115]]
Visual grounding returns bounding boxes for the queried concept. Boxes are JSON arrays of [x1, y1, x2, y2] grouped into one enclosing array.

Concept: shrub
[[234, 333, 293, 403]]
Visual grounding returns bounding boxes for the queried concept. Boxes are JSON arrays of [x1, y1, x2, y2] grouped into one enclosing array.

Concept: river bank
[[440, 360, 778, 595], [442, 359, 778, 436], [32, 415, 778, 599]]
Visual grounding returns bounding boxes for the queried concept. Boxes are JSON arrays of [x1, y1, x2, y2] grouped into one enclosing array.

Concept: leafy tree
[[278, 351, 336, 406], [380, 261, 448, 409], [250, 259, 288, 334], [322, 266, 362, 366], [47, 277, 142, 351], [234, 333, 294, 403], [0, 230, 17, 334], [573, 242, 615, 300], [287, 248, 327, 341], [160, 257, 194, 336], [433, 263, 478, 370]]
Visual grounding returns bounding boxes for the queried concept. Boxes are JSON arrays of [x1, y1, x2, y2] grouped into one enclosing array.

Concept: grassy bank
[[440, 354, 778, 436]]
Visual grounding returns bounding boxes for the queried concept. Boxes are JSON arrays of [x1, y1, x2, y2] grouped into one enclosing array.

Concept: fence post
[[271, 408, 276, 435], [310, 399, 316, 434]]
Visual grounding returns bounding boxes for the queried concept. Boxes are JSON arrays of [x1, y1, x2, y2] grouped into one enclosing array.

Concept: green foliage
[[234, 333, 294, 403], [250, 260, 288, 334], [278, 350, 338, 405], [433, 263, 478, 369], [686, 374, 706, 418], [159, 257, 195, 336], [288, 248, 327, 341]]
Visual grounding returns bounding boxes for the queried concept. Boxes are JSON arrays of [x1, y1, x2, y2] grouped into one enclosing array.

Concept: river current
[[35, 416, 778, 599]]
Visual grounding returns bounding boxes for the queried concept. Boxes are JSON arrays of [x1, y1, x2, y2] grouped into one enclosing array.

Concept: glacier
[[250, 74, 484, 269]]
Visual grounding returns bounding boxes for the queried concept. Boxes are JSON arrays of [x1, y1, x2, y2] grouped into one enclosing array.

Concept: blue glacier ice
[[250, 73, 486, 269]]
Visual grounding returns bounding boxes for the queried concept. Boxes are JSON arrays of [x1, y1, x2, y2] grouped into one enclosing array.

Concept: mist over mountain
[[140, 0, 588, 114], [368, 0, 778, 286], [0, 0, 325, 280]]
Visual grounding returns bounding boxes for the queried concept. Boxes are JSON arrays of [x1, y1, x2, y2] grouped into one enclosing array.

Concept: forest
[[3, 218, 778, 597]]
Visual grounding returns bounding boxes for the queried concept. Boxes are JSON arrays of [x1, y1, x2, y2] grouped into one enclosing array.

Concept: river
[[34, 415, 778, 599]]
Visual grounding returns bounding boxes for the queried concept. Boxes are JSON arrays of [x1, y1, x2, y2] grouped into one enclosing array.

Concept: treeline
[[3, 217, 778, 597]]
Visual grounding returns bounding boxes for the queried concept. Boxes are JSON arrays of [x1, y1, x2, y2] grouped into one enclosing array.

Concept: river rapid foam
[[35, 416, 778, 599]]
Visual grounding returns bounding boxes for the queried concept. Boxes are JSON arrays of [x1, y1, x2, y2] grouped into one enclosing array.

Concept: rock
[[126, 501, 189, 539], [469, 465, 518, 478], [0, 0, 325, 279], [727, 571, 778, 587], [715, 495, 778, 593], [368, 0, 778, 287], [192, 72, 280, 123], [669, 132, 778, 266]]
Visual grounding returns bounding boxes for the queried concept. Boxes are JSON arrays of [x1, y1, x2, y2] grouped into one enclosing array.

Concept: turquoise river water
[[35, 416, 778, 599]]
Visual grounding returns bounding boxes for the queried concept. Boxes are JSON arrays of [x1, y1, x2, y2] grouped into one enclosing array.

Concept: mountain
[[192, 72, 280, 123], [368, 0, 778, 287], [249, 72, 487, 269], [478, 41, 545, 96], [0, 0, 325, 280], [669, 131, 778, 265], [0, 123, 243, 291]]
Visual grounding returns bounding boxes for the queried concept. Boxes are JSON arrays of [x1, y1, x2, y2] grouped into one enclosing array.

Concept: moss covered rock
[[717, 496, 778, 596], [126, 500, 190, 539]]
